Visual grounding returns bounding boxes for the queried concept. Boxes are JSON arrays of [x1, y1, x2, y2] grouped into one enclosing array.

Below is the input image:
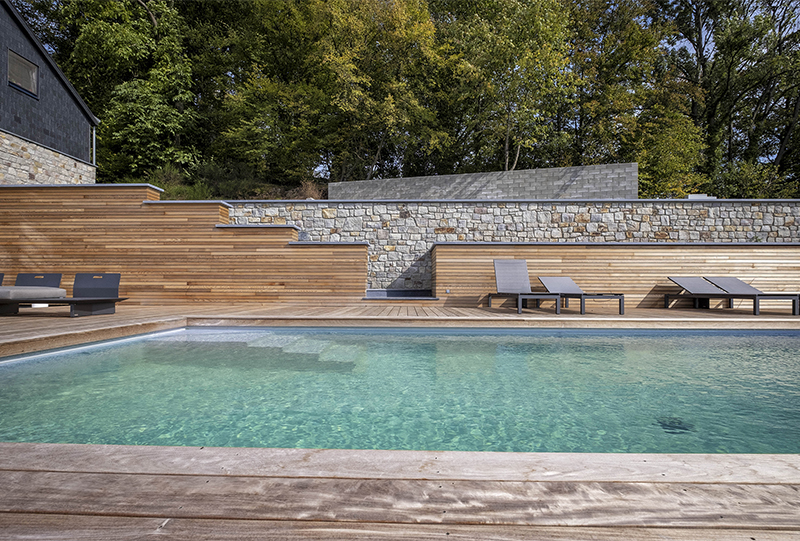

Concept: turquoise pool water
[[1, 327, 798, 453]]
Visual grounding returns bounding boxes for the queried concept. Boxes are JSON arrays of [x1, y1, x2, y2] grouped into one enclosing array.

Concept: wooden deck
[[4, 301, 800, 358], [2, 303, 800, 540]]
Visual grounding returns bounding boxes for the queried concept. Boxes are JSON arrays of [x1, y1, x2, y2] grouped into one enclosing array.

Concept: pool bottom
[[1, 327, 799, 454]]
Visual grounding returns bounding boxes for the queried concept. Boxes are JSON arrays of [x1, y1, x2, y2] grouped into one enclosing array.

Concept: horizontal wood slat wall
[[0, 186, 368, 305], [432, 243, 800, 310]]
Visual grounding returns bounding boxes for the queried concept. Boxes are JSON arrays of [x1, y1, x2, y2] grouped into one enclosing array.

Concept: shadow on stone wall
[[385, 251, 432, 290]]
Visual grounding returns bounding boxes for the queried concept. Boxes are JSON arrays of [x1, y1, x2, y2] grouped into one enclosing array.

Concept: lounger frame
[[538, 276, 625, 315], [489, 259, 561, 314], [664, 276, 799, 316]]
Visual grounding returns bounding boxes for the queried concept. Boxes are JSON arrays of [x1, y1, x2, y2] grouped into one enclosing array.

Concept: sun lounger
[[705, 276, 798, 315], [0, 272, 127, 317], [488, 259, 561, 314], [664, 276, 727, 310], [537, 276, 625, 315], [665, 276, 799, 315]]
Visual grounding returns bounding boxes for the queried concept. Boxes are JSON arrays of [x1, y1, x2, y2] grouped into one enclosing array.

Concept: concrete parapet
[[328, 164, 638, 200]]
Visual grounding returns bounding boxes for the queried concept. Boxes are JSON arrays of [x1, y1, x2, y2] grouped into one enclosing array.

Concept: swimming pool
[[1, 327, 798, 453]]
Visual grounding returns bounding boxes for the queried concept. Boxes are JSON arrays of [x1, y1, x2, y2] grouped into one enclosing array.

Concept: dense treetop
[[13, 0, 800, 199]]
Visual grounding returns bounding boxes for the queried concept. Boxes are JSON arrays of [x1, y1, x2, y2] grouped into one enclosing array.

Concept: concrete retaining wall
[[328, 164, 638, 200]]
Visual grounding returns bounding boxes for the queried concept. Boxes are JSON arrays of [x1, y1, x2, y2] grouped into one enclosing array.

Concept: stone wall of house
[[228, 199, 800, 290], [328, 163, 638, 200], [0, 131, 95, 185]]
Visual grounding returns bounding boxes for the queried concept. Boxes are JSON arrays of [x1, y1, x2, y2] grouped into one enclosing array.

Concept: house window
[[8, 49, 38, 97]]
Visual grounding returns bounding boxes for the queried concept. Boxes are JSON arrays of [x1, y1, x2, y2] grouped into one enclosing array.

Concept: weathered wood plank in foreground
[[0, 444, 799, 540], [1, 470, 799, 528], [1, 514, 798, 541]]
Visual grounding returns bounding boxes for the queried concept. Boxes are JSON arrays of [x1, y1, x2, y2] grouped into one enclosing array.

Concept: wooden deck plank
[[5, 444, 799, 484], [3, 514, 797, 541], [1, 471, 798, 528], [4, 303, 800, 358]]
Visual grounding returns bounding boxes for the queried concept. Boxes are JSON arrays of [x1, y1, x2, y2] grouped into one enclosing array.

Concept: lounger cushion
[[0, 286, 67, 300], [538, 276, 585, 295], [704, 277, 762, 295], [494, 260, 533, 294]]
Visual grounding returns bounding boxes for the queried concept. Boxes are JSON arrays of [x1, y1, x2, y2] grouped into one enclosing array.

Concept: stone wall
[[328, 163, 638, 200], [229, 199, 800, 290], [0, 131, 95, 185]]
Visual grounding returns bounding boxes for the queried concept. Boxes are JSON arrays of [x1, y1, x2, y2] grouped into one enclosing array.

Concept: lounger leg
[[664, 294, 670, 308], [728, 299, 734, 308], [0, 303, 20, 315], [580, 297, 586, 315], [517, 296, 523, 314], [70, 302, 116, 317], [753, 299, 760, 316], [488, 294, 492, 307], [794, 297, 799, 316], [555, 299, 560, 315], [619, 297, 624, 315]]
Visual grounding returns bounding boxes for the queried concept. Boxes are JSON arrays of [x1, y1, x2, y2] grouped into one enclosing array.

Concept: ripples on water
[[1, 328, 798, 453]]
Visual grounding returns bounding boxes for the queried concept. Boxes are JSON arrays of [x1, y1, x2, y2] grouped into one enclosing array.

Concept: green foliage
[[193, 160, 266, 199], [712, 163, 793, 199], [424, 0, 572, 172], [12, 0, 800, 198], [632, 106, 708, 198]]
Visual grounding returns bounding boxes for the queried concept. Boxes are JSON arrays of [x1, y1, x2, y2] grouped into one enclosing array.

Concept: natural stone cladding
[[0, 131, 95, 185], [228, 199, 800, 290]]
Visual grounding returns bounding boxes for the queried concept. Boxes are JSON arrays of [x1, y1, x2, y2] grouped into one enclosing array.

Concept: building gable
[[0, 0, 98, 164]]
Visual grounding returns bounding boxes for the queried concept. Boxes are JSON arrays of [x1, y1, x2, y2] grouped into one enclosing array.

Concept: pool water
[[1, 327, 798, 453]]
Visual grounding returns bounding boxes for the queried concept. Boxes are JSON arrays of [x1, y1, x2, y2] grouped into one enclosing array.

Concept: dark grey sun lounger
[[0, 272, 127, 317], [488, 259, 560, 314], [665, 276, 799, 315], [538, 276, 625, 315], [705, 276, 799, 315]]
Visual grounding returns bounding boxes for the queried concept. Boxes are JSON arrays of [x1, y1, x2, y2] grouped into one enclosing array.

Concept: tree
[[659, 0, 800, 191], [215, 0, 439, 184], [424, 0, 572, 172], [632, 105, 706, 197]]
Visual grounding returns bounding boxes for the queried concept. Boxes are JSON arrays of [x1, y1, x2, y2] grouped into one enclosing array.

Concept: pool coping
[[3, 442, 799, 484]]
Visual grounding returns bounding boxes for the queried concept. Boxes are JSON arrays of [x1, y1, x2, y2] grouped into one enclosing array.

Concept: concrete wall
[[0, 130, 95, 185], [328, 164, 638, 200], [229, 199, 800, 290]]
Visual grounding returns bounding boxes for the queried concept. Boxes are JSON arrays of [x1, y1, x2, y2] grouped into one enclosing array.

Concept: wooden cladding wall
[[0, 185, 368, 305], [432, 243, 800, 310]]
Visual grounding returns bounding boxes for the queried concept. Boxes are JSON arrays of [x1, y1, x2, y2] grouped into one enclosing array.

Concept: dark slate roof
[[1, 0, 99, 126]]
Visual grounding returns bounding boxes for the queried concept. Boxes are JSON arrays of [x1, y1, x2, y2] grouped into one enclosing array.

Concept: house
[[0, 0, 99, 185]]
